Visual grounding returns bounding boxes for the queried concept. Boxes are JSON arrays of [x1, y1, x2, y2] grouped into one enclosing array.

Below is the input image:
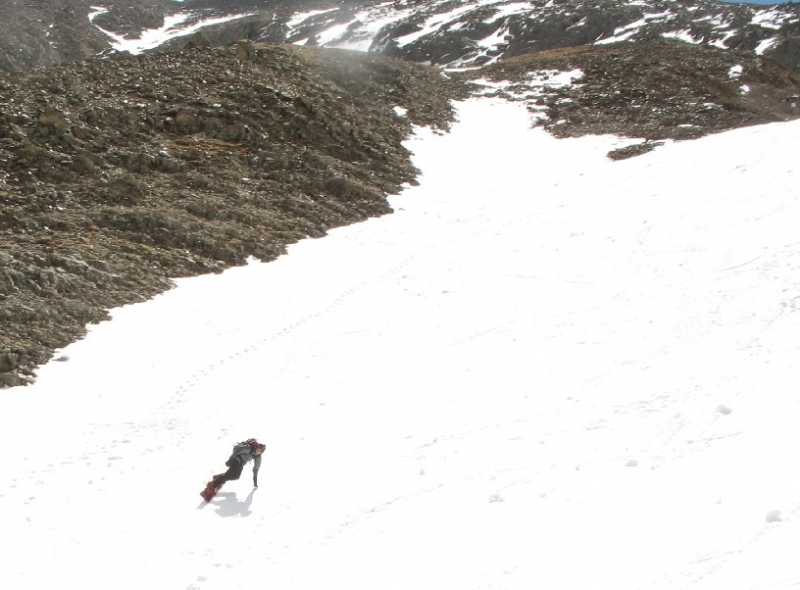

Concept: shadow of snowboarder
[[212, 489, 256, 517]]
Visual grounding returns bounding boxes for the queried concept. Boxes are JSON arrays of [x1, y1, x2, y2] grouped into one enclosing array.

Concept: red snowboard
[[200, 480, 221, 502]]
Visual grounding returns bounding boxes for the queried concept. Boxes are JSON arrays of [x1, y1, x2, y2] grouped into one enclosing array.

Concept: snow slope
[[89, 7, 254, 55], [2, 98, 800, 589]]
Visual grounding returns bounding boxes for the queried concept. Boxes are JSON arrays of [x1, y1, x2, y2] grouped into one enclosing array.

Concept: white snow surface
[[90, 10, 254, 55], [756, 36, 780, 55], [751, 7, 792, 30], [3, 98, 800, 590]]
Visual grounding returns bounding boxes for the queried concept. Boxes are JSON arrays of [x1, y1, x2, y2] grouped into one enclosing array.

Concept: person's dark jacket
[[229, 442, 262, 486]]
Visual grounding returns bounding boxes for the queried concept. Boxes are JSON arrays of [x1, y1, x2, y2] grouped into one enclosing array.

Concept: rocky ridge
[[4, 1, 800, 74], [356, 0, 800, 71]]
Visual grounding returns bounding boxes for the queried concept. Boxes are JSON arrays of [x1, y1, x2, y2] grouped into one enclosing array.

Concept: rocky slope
[[0, 42, 466, 386], [461, 38, 800, 154]]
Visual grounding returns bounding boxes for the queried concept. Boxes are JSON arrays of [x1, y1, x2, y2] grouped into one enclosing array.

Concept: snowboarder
[[201, 438, 266, 501]]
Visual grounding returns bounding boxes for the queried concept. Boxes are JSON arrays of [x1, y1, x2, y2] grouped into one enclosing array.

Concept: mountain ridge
[[3, 0, 800, 73]]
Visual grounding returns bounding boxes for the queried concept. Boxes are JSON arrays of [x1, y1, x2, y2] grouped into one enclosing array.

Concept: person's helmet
[[255, 443, 266, 452]]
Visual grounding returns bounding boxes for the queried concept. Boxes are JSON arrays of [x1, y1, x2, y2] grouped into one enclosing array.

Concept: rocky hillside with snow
[[2, 0, 800, 386], [4, 0, 800, 74], [460, 38, 800, 150], [285, 0, 800, 70]]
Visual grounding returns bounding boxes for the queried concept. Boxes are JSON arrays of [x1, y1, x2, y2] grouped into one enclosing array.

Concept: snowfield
[[2, 98, 800, 590]]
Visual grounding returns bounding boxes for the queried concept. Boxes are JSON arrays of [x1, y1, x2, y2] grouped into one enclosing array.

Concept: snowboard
[[200, 480, 221, 502]]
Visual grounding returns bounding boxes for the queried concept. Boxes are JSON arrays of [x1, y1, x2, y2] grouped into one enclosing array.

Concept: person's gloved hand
[[253, 473, 258, 488]]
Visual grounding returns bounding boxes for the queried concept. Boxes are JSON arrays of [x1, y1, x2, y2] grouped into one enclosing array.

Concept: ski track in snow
[[2, 98, 800, 589]]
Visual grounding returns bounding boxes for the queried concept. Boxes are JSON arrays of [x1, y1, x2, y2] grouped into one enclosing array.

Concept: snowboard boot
[[200, 484, 215, 502]]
